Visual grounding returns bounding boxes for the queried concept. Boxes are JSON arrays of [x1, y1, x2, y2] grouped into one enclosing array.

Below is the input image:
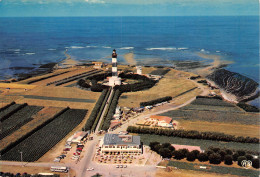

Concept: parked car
[[63, 148, 70, 151], [124, 165, 127, 168], [53, 157, 60, 162], [120, 165, 123, 168], [116, 165, 119, 168]]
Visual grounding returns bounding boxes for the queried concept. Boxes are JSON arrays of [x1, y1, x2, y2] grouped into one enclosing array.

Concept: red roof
[[172, 144, 202, 152], [150, 115, 172, 124]]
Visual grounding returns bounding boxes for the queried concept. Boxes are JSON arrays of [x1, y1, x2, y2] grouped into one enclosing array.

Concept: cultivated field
[[1, 108, 87, 162], [160, 97, 260, 138], [14, 86, 100, 109], [0, 106, 64, 151], [118, 69, 200, 107]]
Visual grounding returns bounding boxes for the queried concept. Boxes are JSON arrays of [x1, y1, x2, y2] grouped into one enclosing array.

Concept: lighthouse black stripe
[[112, 63, 117, 67]]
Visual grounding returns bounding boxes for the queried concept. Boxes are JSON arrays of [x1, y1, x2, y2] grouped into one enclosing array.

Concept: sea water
[[0, 16, 259, 82]]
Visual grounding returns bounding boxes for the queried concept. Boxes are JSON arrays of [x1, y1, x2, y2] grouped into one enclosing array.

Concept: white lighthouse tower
[[109, 49, 121, 86]]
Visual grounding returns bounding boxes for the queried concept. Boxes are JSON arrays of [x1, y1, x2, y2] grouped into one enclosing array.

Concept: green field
[[160, 97, 259, 125], [139, 134, 259, 152]]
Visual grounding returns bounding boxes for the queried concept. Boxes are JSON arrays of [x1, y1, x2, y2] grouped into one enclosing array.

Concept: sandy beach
[[123, 52, 137, 65], [58, 50, 80, 68], [194, 52, 233, 76]]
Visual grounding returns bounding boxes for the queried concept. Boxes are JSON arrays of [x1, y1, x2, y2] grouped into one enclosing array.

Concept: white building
[[100, 134, 142, 154], [136, 66, 142, 75]]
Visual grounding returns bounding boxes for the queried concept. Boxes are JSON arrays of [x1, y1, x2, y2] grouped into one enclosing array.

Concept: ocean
[[0, 16, 259, 84]]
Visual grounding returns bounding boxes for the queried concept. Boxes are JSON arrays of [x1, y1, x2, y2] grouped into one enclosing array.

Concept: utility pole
[[19, 151, 23, 166]]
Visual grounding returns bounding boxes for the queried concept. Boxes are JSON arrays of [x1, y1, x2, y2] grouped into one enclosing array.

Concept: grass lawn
[[139, 134, 259, 152], [118, 69, 200, 108]]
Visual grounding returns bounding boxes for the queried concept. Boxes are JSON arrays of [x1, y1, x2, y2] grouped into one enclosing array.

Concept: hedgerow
[[127, 126, 259, 144], [84, 89, 108, 131], [140, 96, 172, 107]]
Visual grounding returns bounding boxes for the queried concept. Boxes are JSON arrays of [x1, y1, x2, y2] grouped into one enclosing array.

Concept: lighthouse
[[109, 49, 121, 86]]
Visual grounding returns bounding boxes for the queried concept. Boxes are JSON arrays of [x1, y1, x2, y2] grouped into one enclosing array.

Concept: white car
[[87, 168, 94, 171], [53, 158, 60, 162]]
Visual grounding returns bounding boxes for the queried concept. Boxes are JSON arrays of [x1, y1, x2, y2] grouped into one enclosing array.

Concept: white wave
[[14, 52, 20, 54], [48, 48, 56, 51], [25, 53, 35, 55], [70, 46, 85, 49], [65, 47, 69, 49], [13, 49, 21, 52], [216, 51, 220, 53], [178, 47, 188, 50], [146, 47, 176, 51], [120, 47, 134, 50], [200, 49, 205, 52], [102, 46, 111, 48], [86, 46, 97, 48]]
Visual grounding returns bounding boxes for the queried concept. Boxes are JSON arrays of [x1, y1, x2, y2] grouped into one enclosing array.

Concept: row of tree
[[127, 126, 259, 144], [149, 142, 259, 168], [84, 89, 109, 131], [140, 96, 172, 107], [114, 73, 157, 92], [101, 89, 121, 131]]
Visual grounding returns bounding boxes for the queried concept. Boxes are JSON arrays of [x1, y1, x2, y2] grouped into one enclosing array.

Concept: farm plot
[[1, 108, 87, 162], [182, 104, 243, 112], [0, 103, 25, 121], [190, 98, 237, 107], [0, 105, 43, 140], [160, 110, 259, 125]]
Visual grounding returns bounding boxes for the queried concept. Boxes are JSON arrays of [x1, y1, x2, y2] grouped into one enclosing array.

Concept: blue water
[[0, 16, 259, 83]]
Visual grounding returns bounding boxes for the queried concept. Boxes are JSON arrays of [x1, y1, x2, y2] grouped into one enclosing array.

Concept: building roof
[[103, 134, 141, 146], [172, 144, 202, 152], [150, 115, 172, 124]]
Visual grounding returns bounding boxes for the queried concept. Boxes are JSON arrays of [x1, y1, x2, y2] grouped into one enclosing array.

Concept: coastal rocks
[[206, 69, 259, 103]]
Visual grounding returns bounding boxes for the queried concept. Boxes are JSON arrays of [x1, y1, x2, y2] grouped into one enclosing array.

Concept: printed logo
[[241, 160, 252, 169]]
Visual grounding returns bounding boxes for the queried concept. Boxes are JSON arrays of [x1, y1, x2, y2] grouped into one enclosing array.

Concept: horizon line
[[0, 15, 259, 18]]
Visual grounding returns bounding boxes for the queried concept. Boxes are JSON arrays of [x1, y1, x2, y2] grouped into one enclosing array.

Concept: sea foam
[[120, 47, 134, 50], [146, 47, 176, 51], [25, 53, 35, 55]]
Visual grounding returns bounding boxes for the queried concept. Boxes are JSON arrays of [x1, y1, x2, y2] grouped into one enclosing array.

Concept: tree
[[252, 158, 260, 169], [154, 144, 162, 153], [179, 149, 189, 157], [232, 153, 239, 161], [168, 145, 175, 152], [186, 152, 196, 162], [173, 150, 185, 160], [218, 150, 227, 161], [191, 150, 200, 158], [162, 143, 172, 148], [209, 153, 222, 164], [159, 148, 172, 159], [149, 142, 160, 151], [237, 150, 246, 156], [225, 149, 233, 155], [224, 155, 233, 165], [245, 154, 253, 161], [237, 156, 247, 166], [205, 150, 214, 156], [198, 153, 208, 162]]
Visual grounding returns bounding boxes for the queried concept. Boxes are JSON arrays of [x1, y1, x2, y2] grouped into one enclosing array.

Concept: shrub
[[205, 150, 214, 156], [179, 149, 189, 157], [225, 149, 233, 155], [224, 155, 233, 165], [186, 152, 196, 161], [209, 153, 222, 164], [252, 158, 260, 169], [237, 156, 247, 166], [168, 146, 175, 152], [237, 102, 259, 112], [198, 153, 208, 162]]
